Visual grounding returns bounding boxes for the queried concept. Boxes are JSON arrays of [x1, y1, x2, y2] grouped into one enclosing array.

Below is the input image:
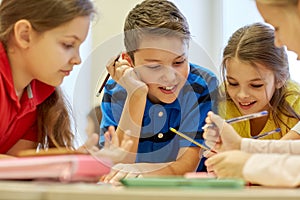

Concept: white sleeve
[[243, 154, 300, 187], [291, 121, 300, 134], [241, 138, 300, 154]]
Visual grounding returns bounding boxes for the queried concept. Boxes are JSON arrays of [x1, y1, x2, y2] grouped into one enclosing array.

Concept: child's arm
[[281, 121, 300, 140], [6, 140, 36, 156], [115, 86, 147, 159], [149, 146, 201, 175], [102, 146, 201, 185], [105, 55, 148, 158]]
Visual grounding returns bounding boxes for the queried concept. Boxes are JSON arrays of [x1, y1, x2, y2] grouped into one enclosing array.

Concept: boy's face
[[133, 36, 189, 104]]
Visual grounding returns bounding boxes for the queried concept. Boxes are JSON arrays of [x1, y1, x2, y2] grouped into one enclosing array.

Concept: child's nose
[[237, 88, 250, 98], [161, 67, 177, 82]]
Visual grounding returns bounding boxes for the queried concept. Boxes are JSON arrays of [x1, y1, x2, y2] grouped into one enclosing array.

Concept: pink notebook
[[0, 154, 112, 182]]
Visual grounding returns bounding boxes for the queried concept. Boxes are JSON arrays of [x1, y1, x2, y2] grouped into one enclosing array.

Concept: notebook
[[120, 177, 245, 189], [0, 154, 112, 182]]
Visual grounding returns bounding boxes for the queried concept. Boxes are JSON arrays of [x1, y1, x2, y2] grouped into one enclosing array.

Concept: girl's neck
[[249, 115, 269, 137], [8, 46, 32, 100]]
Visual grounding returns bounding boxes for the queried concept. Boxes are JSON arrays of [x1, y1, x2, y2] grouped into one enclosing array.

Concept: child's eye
[[228, 82, 238, 86], [145, 65, 161, 70], [173, 59, 186, 65], [63, 43, 75, 49], [251, 84, 264, 88]]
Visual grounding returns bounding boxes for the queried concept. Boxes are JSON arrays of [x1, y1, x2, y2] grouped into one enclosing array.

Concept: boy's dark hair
[[124, 0, 190, 62]]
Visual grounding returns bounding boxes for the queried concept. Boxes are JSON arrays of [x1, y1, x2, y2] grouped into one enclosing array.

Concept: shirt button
[[158, 111, 164, 117], [158, 133, 164, 139]]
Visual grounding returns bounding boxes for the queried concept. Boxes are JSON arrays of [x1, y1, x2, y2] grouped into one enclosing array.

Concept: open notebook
[[0, 154, 112, 182]]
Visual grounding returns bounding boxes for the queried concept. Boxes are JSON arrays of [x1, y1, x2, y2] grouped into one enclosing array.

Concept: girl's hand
[[203, 111, 242, 154], [205, 150, 251, 179]]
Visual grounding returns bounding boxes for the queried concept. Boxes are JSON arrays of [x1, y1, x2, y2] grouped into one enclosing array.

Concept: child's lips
[[162, 86, 175, 90], [159, 85, 177, 94], [60, 69, 72, 76], [238, 101, 256, 109]]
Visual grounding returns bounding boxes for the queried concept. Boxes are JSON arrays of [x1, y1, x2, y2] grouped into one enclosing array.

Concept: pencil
[[96, 54, 122, 97], [169, 127, 217, 153], [202, 110, 268, 130], [251, 128, 281, 139], [96, 73, 110, 97]]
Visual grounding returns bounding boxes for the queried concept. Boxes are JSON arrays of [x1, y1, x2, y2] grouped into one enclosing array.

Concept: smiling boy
[[100, 0, 218, 183]]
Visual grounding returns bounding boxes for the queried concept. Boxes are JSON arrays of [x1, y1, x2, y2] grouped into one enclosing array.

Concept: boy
[[100, 0, 218, 183]]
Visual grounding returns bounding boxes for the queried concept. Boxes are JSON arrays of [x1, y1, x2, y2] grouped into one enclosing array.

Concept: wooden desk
[[0, 181, 300, 200]]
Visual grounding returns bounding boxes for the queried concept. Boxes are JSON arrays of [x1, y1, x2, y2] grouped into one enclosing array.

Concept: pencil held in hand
[[169, 128, 217, 153], [202, 110, 268, 130], [96, 54, 123, 97]]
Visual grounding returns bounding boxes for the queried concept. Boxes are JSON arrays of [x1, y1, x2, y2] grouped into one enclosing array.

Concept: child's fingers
[[120, 135, 133, 152], [109, 126, 120, 147], [77, 133, 99, 153], [104, 131, 111, 149], [205, 152, 226, 169], [202, 149, 217, 158], [203, 127, 219, 141], [208, 112, 226, 130], [106, 56, 119, 77]]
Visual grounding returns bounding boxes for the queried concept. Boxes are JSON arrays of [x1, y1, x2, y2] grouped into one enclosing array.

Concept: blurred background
[[59, 0, 300, 146]]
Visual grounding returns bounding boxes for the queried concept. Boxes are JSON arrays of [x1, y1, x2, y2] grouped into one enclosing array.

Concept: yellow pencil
[[169, 127, 217, 154]]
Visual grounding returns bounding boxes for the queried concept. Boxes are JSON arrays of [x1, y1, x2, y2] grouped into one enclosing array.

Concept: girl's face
[[133, 36, 189, 104], [256, 2, 300, 58], [225, 57, 277, 115], [23, 16, 90, 86]]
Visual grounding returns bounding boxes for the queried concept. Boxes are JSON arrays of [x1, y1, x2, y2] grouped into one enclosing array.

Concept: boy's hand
[[106, 54, 147, 94], [97, 126, 133, 164], [77, 133, 100, 153], [102, 163, 143, 186], [78, 126, 133, 164]]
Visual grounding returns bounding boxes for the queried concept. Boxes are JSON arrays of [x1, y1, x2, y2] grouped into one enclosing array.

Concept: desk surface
[[0, 181, 300, 200]]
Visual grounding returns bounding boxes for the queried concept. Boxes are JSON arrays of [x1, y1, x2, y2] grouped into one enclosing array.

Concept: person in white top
[[203, 1, 300, 187], [204, 111, 300, 187]]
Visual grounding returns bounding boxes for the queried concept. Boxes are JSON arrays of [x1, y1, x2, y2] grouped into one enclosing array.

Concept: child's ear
[[275, 80, 285, 89], [123, 53, 134, 66], [13, 19, 32, 49]]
